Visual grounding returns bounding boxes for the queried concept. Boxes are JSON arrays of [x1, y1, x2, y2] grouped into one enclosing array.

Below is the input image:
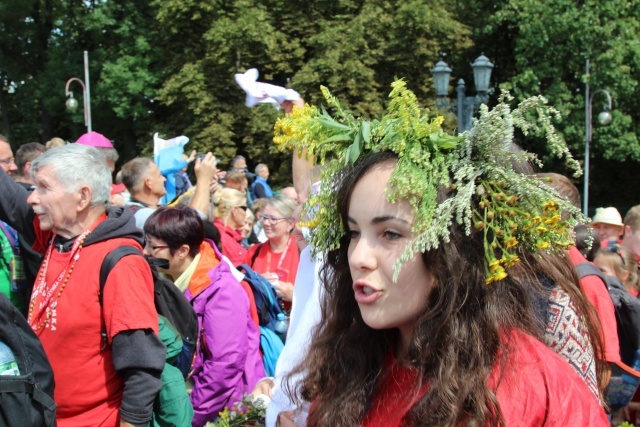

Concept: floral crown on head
[[274, 80, 586, 283]]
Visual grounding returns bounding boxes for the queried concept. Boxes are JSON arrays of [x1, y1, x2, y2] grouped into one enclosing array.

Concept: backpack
[[575, 262, 640, 366], [0, 293, 56, 427], [99, 246, 198, 378], [0, 221, 27, 294], [236, 263, 285, 376]]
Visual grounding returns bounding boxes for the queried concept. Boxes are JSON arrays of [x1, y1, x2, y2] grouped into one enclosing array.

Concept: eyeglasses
[[259, 214, 290, 224], [146, 243, 170, 252], [0, 157, 15, 165]]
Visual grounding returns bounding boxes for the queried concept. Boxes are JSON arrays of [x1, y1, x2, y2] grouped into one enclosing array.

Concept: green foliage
[[0, 0, 638, 209], [465, 0, 640, 208], [276, 82, 582, 282]]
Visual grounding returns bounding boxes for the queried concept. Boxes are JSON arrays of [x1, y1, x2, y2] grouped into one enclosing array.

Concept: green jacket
[[0, 225, 26, 314], [153, 316, 194, 427]]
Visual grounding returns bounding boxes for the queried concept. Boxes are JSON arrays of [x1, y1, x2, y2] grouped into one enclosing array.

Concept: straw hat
[[591, 207, 623, 227]]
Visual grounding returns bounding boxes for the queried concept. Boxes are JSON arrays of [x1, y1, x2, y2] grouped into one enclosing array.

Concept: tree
[[457, 0, 640, 211]]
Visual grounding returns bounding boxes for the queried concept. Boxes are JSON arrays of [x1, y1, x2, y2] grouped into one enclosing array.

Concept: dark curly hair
[[285, 151, 603, 426]]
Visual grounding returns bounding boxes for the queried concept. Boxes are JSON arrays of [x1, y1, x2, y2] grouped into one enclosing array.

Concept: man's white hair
[[30, 143, 111, 208]]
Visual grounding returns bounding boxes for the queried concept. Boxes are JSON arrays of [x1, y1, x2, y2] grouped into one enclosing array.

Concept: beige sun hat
[[591, 207, 624, 226]]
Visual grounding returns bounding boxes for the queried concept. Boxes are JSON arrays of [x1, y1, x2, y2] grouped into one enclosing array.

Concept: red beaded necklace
[[28, 229, 92, 333]]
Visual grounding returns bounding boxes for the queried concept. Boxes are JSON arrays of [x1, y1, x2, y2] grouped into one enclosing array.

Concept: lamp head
[[65, 96, 79, 111], [598, 110, 613, 126], [472, 53, 494, 93], [431, 59, 452, 97]]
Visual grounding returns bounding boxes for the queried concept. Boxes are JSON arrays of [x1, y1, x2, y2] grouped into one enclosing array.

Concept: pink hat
[[76, 132, 113, 148]]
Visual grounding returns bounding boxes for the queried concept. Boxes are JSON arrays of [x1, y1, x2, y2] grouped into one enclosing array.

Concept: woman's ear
[[178, 244, 191, 260]]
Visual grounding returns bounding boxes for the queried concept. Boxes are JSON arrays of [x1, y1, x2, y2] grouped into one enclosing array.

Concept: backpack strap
[[575, 262, 609, 288], [99, 245, 144, 306], [98, 246, 144, 350], [249, 243, 264, 268]]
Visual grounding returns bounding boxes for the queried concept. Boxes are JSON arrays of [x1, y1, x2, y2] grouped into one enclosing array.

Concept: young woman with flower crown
[[274, 82, 608, 426]]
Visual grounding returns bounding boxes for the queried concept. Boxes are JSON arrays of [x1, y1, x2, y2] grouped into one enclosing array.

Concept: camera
[[198, 154, 221, 166]]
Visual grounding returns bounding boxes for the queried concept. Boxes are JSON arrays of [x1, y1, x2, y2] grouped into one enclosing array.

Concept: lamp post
[[583, 59, 613, 216], [64, 51, 92, 132], [430, 53, 494, 133]]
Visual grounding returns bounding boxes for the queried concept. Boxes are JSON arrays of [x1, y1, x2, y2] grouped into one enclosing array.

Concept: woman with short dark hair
[[144, 205, 264, 426]]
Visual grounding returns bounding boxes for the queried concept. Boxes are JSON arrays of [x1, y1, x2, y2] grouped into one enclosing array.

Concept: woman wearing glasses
[[143, 205, 265, 426], [245, 194, 299, 310], [212, 188, 249, 265]]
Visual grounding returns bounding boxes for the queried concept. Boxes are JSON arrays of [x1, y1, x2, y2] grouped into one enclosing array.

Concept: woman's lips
[[353, 281, 382, 304]]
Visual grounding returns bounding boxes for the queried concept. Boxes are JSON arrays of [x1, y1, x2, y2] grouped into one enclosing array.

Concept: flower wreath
[[274, 80, 586, 283]]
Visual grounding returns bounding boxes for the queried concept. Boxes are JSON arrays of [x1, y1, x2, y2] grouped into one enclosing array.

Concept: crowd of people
[[0, 85, 638, 427]]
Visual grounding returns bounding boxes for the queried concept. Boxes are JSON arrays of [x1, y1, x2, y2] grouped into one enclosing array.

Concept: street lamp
[[431, 53, 494, 133], [583, 59, 613, 216], [64, 51, 92, 132]]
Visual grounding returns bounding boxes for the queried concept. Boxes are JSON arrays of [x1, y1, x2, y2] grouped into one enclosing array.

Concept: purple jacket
[[185, 240, 265, 427]]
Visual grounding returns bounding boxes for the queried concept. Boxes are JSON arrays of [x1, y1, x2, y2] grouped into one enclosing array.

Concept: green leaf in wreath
[[319, 133, 353, 144]]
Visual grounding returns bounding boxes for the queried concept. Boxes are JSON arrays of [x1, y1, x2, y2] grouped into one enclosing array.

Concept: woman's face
[[240, 216, 253, 238], [594, 254, 619, 279], [261, 204, 293, 241], [347, 163, 433, 344], [143, 234, 183, 279], [230, 202, 247, 230]]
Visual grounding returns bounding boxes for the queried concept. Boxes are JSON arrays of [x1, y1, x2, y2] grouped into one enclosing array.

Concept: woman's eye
[[348, 229, 360, 239], [383, 230, 402, 241]]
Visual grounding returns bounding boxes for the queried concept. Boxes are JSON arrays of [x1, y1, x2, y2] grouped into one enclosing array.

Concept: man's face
[[27, 165, 83, 238], [259, 167, 269, 179], [592, 223, 623, 243], [0, 141, 17, 176], [623, 225, 640, 260], [147, 163, 166, 197], [234, 159, 247, 169], [226, 178, 248, 194]]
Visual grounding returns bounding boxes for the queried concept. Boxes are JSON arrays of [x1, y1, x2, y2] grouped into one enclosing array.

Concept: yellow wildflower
[[489, 259, 502, 268], [536, 240, 549, 249], [543, 201, 558, 212], [489, 265, 508, 282], [504, 253, 521, 268], [505, 236, 518, 248], [544, 214, 561, 225]]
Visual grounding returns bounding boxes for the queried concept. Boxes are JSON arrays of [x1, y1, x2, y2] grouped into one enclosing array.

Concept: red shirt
[[361, 330, 608, 427], [244, 236, 299, 310], [32, 219, 158, 426], [568, 246, 621, 362], [214, 219, 247, 266]]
